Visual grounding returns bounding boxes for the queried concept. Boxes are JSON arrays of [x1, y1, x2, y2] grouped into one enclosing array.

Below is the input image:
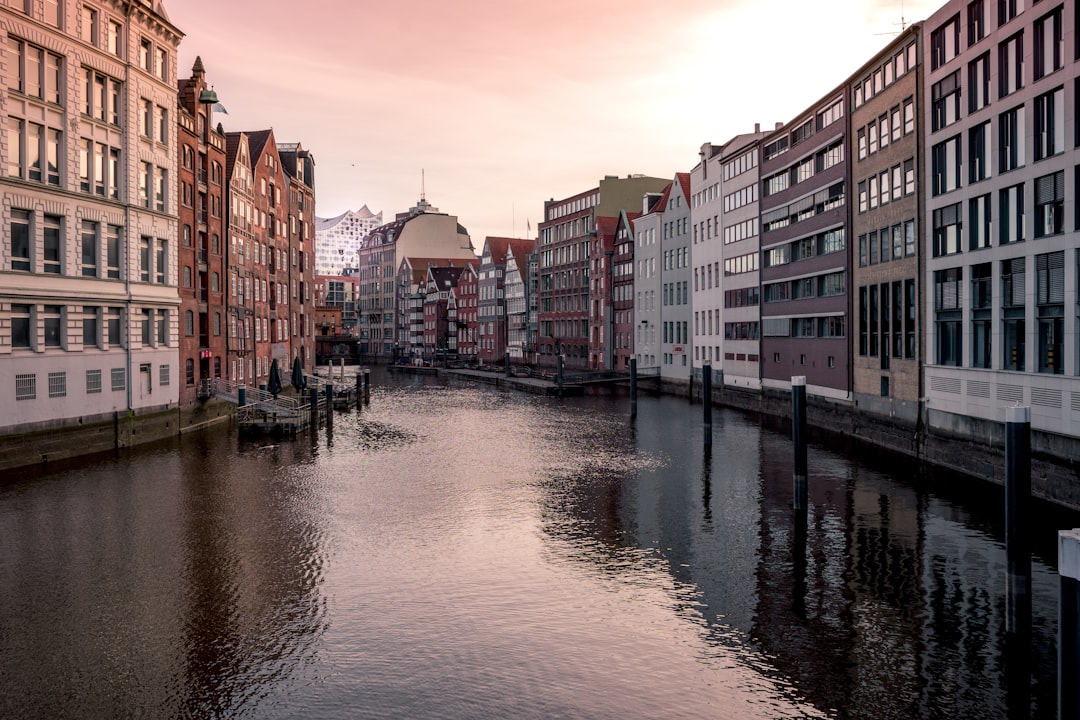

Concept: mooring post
[[364, 370, 370, 404], [557, 354, 564, 395], [792, 376, 807, 512], [1005, 406, 1031, 636], [702, 364, 712, 443], [1060, 529, 1080, 719], [326, 382, 334, 410], [630, 357, 638, 416], [505, 354, 511, 378], [238, 387, 246, 408], [309, 386, 319, 423]]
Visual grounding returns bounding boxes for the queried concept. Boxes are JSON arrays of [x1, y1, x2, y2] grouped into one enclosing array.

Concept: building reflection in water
[[538, 394, 1065, 719]]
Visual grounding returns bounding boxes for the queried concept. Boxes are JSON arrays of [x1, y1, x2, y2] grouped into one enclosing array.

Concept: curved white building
[[315, 206, 382, 276]]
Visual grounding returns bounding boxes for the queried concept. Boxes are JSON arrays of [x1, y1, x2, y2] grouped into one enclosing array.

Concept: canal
[[1, 369, 1076, 719]]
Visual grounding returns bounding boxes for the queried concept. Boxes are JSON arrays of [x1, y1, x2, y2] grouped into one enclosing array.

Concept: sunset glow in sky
[[168, 0, 943, 246]]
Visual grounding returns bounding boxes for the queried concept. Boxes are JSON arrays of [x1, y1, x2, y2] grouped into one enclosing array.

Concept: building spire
[[421, 168, 426, 202]]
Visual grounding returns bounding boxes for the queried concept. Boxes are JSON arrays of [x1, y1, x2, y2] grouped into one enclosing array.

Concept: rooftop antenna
[[875, 0, 909, 36], [421, 168, 426, 202]]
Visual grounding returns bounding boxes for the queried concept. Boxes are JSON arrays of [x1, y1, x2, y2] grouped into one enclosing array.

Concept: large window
[[998, 106, 1025, 172], [931, 14, 961, 69], [935, 268, 963, 366], [969, 193, 992, 250], [1035, 171, 1064, 237], [1002, 257, 1026, 371], [7, 118, 61, 186], [969, 121, 991, 183], [968, 53, 991, 113], [11, 304, 31, 349], [9, 38, 62, 105], [10, 209, 31, 271], [43, 214, 61, 274], [82, 68, 121, 125], [933, 203, 963, 256], [999, 183, 1025, 244], [1034, 87, 1064, 161], [932, 71, 961, 131], [79, 140, 121, 198], [1036, 251, 1064, 374], [932, 136, 961, 195], [968, 0, 986, 45], [81, 220, 98, 277], [998, 32, 1024, 98], [971, 263, 993, 368], [1034, 5, 1063, 79]]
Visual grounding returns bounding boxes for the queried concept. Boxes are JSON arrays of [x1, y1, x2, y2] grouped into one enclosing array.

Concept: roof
[[675, 172, 691, 204]]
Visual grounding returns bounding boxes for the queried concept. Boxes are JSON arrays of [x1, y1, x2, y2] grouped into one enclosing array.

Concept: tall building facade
[[922, 0, 1080, 438], [657, 173, 693, 382], [537, 175, 668, 371], [851, 29, 923, 420], [1, 0, 181, 431], [224, 131, 255, 384], [315, 206, 381, 276], [278, 142, 316, 369], [611, 211, 638, 371], [632, 187, 669, 370], [177, 56, 226, 405], [477, 236, 532, 364], [759, 89, 850, 399]]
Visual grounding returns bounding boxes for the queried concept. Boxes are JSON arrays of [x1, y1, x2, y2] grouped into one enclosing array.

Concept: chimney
[[754, 123, 760, 133], [775, 122, 784, 130]]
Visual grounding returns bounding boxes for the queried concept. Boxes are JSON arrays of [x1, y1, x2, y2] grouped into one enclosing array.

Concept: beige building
[[0, 0, 181, 432], [851, 26, 923, 422], [356, 196, 475, 357]]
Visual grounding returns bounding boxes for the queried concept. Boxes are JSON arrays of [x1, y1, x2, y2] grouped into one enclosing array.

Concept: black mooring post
[[1059, 529, 1080, 719], [309, 386, 318, 422], [792, 376, 807, 512], [630, 358, 638, 417], [557, 354, 564, 395], [238, 387, 247, 408], [1005, 406, 1031, 636], [364, 370, 370, 404], [702, 364, 712, 438]]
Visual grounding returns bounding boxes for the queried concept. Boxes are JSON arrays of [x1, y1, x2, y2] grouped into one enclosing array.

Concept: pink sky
[[168, 0, 942, 248]]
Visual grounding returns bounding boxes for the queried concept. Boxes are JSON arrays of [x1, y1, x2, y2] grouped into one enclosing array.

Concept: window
[[111, 367, 126, 392], [857, 128, 867, 160], [965, 122, 990, 184], [11, 304, 31, 349], [139, 38, 152, 72], [15, 374, 36, 401], [997, 0, 1023, 26], [1036, 251, 1064, 374], [80, 220, 98, 277], [141, 99, 153, 137], [931, 136, 961, 195], [998, 32, 1024, 97], [1002, 257, 1026, 371], [157, 310, 168, 345], [106, 307, 121, 346], [86, 369, 102, 394], [968, 0, 986, 45], [905, 219, 916, 257], [10, 209, 31, 271], [140, 161, 152, 207], [43, 215, 61, 274], [47, 371, 65, 398], [81, 6, 98, 43], [81, 140, 121, 197], [107, 20, 122, 57], [83, 307, 99, 347], [969, 194, 992, 249], [158, 106, 169, 145], [1034, 87, 1064, 161], [998, 106, 1025, 172], [1035, 171, 1064, 237], [999, 183, 1025, 244], [9, 38, 63, 105], [43, 305, 61, 347], [935, 267, 963, 366], [968, 53, 991, 112], [156, 167, 167, 211], [903, 97, 915, 134], [156, 47, 168, 82], [1035, 6, 1064, 79], [7, 118, 61, 186], [82, 68, 121, 125], [106, 225, 121, 279], [141, 309, 152, 345], [971, 263, 993, 368], [933, 203, 963, 256], [931, 14, 961, 69], [932, 71, 961, 131], [160, 365, 170, 386], [185, 310, 194, 336]]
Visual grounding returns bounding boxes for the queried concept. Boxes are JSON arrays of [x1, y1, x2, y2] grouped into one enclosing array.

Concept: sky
[[166, 0, 944, 249]]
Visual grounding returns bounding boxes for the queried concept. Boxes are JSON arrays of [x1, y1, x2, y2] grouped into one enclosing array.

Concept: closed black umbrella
[[291, 356, 306, 390], [267, 358, 283, 398]]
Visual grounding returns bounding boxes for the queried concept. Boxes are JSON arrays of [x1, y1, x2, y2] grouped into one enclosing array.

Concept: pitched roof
[[675, 172, 691, 204]]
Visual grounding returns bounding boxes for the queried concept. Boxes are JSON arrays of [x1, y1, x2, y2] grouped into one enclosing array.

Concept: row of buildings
[[0, 0, 316, 435], [339, 0, 1080, 445]]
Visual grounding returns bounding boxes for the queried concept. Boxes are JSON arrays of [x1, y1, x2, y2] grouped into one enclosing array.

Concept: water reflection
[[0, 372, 1076, 719]]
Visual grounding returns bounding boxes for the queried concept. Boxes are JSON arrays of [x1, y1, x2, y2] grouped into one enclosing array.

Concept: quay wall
[[0, 400, 235, 473]]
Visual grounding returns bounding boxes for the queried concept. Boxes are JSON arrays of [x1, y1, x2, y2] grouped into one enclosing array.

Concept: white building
[[922, 0, 1080, 439], [1, 0, 181, 433], [691, 129, 767, 389], [632, 189, 665, 370], [314, 206, 381, 276]]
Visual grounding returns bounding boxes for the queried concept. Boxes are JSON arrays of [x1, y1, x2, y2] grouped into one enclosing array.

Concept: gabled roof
[[675, 172, 691, 204], [653, 181, 674, 213], [245, 129, 274, 162]]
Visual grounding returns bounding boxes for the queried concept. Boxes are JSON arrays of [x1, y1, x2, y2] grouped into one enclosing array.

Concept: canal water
[[1, 370, 1076, 719]]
